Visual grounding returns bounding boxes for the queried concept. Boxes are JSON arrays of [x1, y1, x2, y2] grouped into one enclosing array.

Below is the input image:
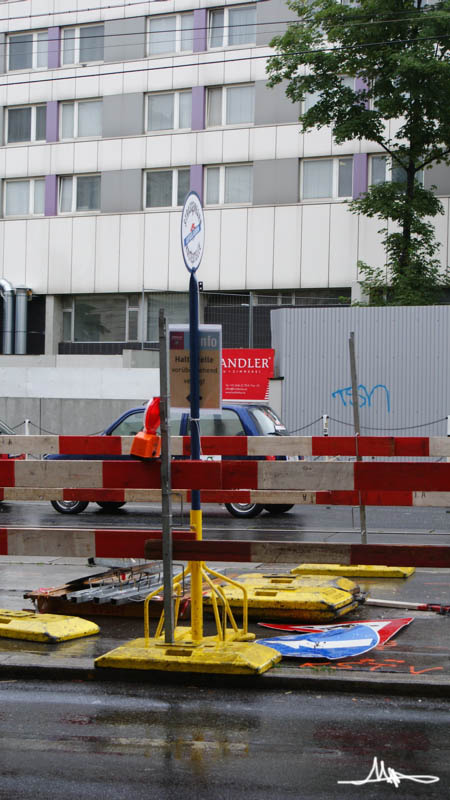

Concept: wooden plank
[[2, 434, 450, 457], [144, 539, 450, 568], [258, 461, 355, 491]]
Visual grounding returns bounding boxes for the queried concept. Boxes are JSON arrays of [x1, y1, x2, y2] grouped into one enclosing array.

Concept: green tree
[[266, 0, 450, 304]]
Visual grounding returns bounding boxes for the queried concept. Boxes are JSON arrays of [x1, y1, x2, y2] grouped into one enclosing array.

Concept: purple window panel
[[193, 9, 207, 53], [353, 153, 368, 199], [48, 27, 60, 69], [190, 165, 203, 204], [46, 101, 58, 143], [45, 175, 58, 217], [191, 86, 205, 131]]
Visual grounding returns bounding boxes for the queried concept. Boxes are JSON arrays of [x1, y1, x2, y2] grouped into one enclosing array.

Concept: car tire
[[263, 504, 294, 515], [50, 500, 89, 515], [96, 502, 126, 511], [225, 502, 264, 518]]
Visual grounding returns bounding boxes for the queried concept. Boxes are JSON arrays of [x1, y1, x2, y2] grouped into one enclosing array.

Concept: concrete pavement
[[0, 554, 449, 695]]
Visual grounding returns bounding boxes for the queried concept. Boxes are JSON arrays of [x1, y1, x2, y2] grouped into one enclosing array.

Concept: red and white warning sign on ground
[[222, 348, 274, 402]]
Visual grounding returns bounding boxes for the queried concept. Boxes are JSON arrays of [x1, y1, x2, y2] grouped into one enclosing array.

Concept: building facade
[[0, 0, 449, 363]]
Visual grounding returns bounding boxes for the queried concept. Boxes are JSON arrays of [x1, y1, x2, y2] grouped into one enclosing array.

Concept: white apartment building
[[0, 0, 449, 364]]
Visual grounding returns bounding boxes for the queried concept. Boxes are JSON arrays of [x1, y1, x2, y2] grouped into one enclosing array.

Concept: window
[[207, 84, 254, 127], [206, 164, 253, 204], [145, 169, 190, 208], [146, 91, 192, 132], [147, 292, 189, 342], [4, 178, 45, 216], [59, 174, 101, 213], [209, 6, 256, 48], [148, 14, 194, 55], [303, 76, 354, 113], [369, 155, 424, 186], [63, 294, 139, 342], [8, 30, 48, 71], [198, 409, 246, 436], [209, 5, 256, 48], [6, 104, 46, 144], [62, 24, 104, 65], [301, 157, 353, 200], [61, 100, 102, 139]]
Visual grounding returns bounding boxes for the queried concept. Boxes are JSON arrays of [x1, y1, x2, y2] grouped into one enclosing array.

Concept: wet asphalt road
[[0, 680, 448, 800], [1, 500, 450, 544]]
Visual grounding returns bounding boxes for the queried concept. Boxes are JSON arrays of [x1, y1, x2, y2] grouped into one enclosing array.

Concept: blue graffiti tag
[[331, 384, 391, 413]]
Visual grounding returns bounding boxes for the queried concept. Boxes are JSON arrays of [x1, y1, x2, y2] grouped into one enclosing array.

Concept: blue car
[[49, 402, 295, 519]]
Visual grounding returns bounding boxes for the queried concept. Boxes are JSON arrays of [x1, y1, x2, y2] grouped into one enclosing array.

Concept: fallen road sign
[[256, 618, 413, 660]]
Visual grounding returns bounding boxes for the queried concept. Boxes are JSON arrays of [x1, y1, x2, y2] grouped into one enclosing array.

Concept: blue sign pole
[[189, 270, 201, 511], [181, 191, 205, 644]]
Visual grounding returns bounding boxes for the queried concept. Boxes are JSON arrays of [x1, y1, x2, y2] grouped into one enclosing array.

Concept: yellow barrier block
[[0, 609, 100, 643], [204, 574, 360, 621], [95, 632, 281, 675], [290, 564, 416, 579]]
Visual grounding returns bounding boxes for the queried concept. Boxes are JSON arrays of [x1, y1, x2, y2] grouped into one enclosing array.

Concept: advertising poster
[[222, 348, 275, 402]]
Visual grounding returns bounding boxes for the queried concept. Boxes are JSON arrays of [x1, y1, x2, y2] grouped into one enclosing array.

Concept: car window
[[247, 406, 287, 435], [110, 411, 182, 437], [110, 411, 145, 436], [198, 409, 246, 436]]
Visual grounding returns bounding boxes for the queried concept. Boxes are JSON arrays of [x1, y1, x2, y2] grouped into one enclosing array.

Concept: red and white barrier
[[1, 434, 450, 458], [0, 527, 195, 558]]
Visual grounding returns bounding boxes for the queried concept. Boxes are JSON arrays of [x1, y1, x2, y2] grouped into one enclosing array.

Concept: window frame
[[7, 29, 48, 72], [58, 174, 101, 215], [59, 98, 103, 140], [207, 5, 256, 50], [145, 90, 192, 133], [300, 157, 353, 201], [147, 13, 194, 56], [205, 163, 253, 205], [5, 103, 47, 145], [369, 154, 424, 187], [61, 23, 105, 66], [144, 168, 191, 209], [206, 83, 255, 128], [4, 177, 46, 217], [62, 294, 141, 343]]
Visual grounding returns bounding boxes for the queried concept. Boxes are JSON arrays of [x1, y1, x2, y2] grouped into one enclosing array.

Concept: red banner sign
[[222, 348, 274, 402]]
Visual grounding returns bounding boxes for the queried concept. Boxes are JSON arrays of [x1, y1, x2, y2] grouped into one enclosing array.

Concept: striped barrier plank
[[144, 540, 450, 569], [0, 527, 195, 558], [2, 435, 450, 458], [1, 529, 448, 566], [1, 459, 450, 493], [0, 487, 449, 507]]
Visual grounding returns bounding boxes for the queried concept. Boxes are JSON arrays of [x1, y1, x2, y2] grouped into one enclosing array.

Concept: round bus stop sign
[[181, 191, 204, 273]]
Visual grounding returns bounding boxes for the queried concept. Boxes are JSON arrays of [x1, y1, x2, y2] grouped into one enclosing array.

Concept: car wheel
[[50, 500, 89, 515], [96, 502, 126, 511], [225, 502, 264, 518], [263, 504, 294, 515]]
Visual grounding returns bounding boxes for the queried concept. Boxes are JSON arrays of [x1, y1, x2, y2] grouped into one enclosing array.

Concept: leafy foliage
[[266, 0, 450, 304]]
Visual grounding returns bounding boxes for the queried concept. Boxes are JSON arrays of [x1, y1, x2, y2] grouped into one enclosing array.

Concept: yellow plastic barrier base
[[204, 574, 360, 621], [0, 609, 100, 643], [290, 564, 416, 579], [95, 629, 281, 675]]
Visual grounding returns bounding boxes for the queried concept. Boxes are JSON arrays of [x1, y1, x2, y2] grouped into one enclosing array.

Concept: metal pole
[[189, 271, 203, 643], [248, 291, 254, 349], [349, 331, 367, 545], [159, 309, 174, 643], [141, 288, 145, 350]]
